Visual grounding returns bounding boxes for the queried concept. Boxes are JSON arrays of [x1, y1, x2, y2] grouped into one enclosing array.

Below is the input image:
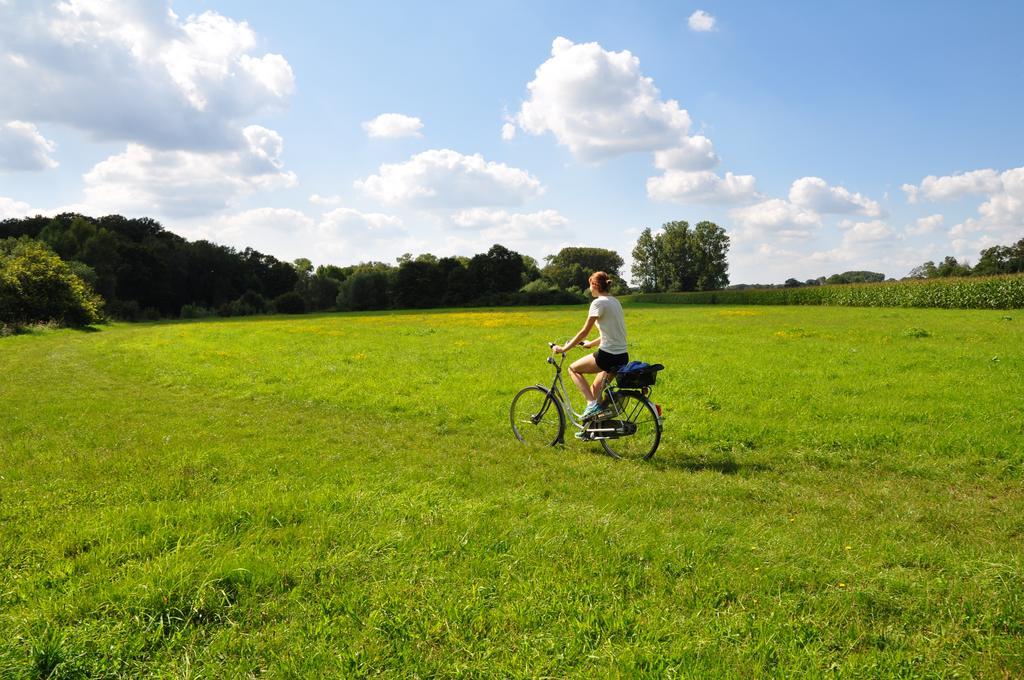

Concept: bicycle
[[509, 342, 663, 460]]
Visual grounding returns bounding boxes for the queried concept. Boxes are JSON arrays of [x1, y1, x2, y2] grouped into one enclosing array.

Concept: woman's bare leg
[[569, 354, 600, 403], [591, 371, 609, 403]]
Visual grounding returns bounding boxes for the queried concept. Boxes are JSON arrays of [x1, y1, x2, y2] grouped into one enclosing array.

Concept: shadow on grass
[[1, 322, 104, 337], [651, 456, 773, 475]]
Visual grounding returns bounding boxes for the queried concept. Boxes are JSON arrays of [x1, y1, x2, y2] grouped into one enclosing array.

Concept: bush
[[216, 290, 270, 317], [520, 279, 559, 295], [471, 289, 587, 307], [216, 302, 251, 317], [273, 291, 306, 314], [237, 290, 270, 314], [180, 304, 212, 319], [338, 271, 391, 311], [0, 237, 104, 327], [109, 299, 141, 321]]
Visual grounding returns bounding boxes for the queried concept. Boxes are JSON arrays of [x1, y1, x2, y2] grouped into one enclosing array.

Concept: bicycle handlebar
[[548, 341, 586, 351]]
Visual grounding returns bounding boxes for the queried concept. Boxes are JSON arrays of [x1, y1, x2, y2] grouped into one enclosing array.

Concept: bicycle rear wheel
[[600, 391, 661, 460], [510, 386, 565, 447]]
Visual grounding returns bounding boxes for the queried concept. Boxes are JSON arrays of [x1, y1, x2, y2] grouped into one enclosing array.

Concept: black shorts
[[595, 349, 629, 372]]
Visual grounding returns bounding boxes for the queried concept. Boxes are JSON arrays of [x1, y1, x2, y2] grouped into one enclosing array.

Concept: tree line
[[907, 239, 1024, 279], [1, 213, 736, 329], [1, 214, 653, 328], [7, 211, 1015, 331]]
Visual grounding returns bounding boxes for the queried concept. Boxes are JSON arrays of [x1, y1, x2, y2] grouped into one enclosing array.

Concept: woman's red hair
[[589, 271, 612, 293]]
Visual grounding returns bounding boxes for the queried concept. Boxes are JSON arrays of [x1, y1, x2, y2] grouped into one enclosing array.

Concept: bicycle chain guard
[[582, 419, 634, 440]]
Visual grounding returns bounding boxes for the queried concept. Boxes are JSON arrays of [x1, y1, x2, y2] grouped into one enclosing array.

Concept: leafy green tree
[[935, 256, 972, 278], [338, 269, 392, 311], [441, 256, 474, 305], [468, 244, 526, 295], [38, 214, 95, 259], [0, 237, 103, 327], [307, 273, 341, 311], [292, 257, 342, 311], [974, 239, 1024, 275], [630, 220, 730, 292], [522, 255, 541, 286], [908, 261, 938, 279], [272, 291, 306, 314], [67, 261, 99, 290], [315, 264, 348, 283], [542, 247, 624, 291], [691, 221, 730, 290], [826, 270, 886, 284], [394, 256, 446, 308], [631, 228, 660, 293], [80, 228, 119, 299], [658, 220, 697, 291]]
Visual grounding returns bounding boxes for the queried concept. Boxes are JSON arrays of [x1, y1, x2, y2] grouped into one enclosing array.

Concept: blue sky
[[1, 0, 1022, 283]]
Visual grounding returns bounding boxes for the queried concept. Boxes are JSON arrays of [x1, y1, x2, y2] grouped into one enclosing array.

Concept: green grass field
[[2, 304, 1023, 677]]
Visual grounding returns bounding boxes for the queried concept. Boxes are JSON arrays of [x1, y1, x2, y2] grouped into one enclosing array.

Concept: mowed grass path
[[1, 304, 1022, 677]]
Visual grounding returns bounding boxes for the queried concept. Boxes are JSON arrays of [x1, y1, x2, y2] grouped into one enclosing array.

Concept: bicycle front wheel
[[510, 386, 565, 447], [600, 392, 662, 460]]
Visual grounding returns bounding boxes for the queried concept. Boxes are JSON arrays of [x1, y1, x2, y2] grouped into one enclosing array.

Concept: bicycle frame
[[539, 348, 638, 444]]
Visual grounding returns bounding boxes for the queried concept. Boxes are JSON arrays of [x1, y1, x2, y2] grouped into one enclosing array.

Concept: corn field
[[631, 274, 1024, 309]]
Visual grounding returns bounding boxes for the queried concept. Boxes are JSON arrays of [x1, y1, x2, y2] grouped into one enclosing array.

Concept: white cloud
[[311, 207, 414, 261], [512, 34, 759, 210], [647, 170, 757, 204], [199, 207, 313, 250], [723, 177, 895, 280], [443, 209, 572, 259], [0, 196, 32, 219], [907, 214, 944, 236], [451, 208, 567, 237], [513, 37, 692, 161], [838, 218, 896, 245], [688, 10, 716, 32], [949, 233, 1004, 262], [0, 121, 58, 170], [0, 1, 294, 150], [729, 199, 822, 240], [789, 176, 883, 217], [175, 205, 412, 264], [501, 122, 517, 141], [905, 166, 1024, 245], [362, 113, 424, 139], [74, 125, 297, 218], [901, 169, 1001, 203], [318, 207, 405, 235], [653, 135, 719, 171], [949, 218, 985, 239], [355, 149, 544, 208], [309, 194, 344, 206], [977, 167, 1024, 226]]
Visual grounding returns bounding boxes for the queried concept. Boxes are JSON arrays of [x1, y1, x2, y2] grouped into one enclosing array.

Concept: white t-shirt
[[588, 295, 628, 354]]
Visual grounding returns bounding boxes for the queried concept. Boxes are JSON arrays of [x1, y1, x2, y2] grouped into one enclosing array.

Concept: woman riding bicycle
[[552, 271, 628, 420]]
